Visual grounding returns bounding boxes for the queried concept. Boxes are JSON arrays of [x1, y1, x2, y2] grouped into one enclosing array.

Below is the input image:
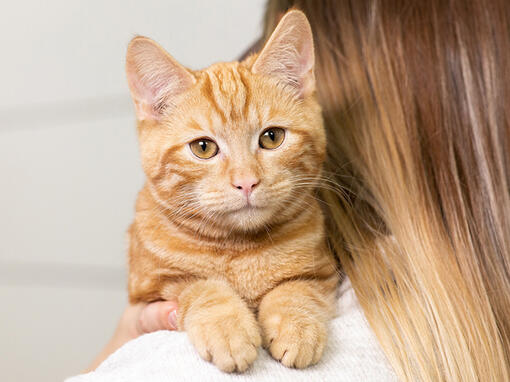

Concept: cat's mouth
[[231, 204, 262, 213], [212, 200, 277, 232], [221, 197, 264, 214]]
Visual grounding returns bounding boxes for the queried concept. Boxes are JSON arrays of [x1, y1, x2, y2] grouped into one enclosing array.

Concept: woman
[[81, 1, 510, 381]]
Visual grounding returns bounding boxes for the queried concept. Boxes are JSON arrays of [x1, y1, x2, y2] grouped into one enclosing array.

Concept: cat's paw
[[186, 309, 262, 372], [260, 313, 327, 368]]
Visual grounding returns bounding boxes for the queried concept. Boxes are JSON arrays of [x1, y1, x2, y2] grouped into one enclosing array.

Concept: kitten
[[125, 10, 339, 372]]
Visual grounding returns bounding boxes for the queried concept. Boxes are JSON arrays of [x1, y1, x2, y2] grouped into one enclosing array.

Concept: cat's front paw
[[186, 309, 262, 372], [260, 312, 327, 368]]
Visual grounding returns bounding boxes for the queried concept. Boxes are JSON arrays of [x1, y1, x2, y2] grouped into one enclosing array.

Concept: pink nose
[[232, 178, 259, 197]]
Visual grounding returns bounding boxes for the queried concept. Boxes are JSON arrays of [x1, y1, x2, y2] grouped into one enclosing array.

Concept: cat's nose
[[232, 177, 260, 198]]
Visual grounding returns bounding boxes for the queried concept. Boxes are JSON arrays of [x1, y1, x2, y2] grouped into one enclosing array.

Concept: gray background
[[0, 1, 266, 380]]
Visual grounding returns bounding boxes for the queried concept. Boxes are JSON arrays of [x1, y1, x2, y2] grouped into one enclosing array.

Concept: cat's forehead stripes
[[201, 73, 228, 125], [187, 119, 204, 132], [197, 63, 260, 132]]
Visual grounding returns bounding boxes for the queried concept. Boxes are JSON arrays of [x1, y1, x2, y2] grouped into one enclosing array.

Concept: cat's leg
[[176, 279, 261, 372], [257, 278, 337, 369]]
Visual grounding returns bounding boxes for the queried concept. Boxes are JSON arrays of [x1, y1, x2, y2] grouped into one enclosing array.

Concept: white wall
[[0, 1, 266, 381]]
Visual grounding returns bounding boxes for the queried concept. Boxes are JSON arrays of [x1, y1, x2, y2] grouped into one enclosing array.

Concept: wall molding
[[0, 94, 133, 131]]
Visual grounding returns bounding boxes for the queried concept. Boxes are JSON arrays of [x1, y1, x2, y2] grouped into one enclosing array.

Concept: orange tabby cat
[[125, 10, 339, 372]]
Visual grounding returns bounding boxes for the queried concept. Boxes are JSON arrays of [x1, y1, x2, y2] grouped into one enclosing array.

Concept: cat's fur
[[125, 10, 339, 372]]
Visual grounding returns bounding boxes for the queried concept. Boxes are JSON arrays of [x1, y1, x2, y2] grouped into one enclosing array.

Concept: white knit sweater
[[66, 279, 397, 382]]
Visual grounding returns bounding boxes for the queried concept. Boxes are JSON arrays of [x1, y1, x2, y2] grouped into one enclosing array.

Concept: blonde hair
[[264, 1, 510, 380]]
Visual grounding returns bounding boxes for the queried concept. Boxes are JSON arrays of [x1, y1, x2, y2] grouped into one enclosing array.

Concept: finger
[[137, 301, 179, 334]]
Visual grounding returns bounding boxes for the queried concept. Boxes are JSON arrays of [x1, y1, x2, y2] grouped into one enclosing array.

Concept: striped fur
[[126, 11, 339, 373]]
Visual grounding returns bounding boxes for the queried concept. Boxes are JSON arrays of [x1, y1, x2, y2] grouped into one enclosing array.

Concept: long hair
[[264, 1, 510, 380]]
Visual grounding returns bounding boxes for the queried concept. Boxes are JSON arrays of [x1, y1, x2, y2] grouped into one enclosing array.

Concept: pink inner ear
[[127, 73, 161, 119], [126, 37, 196, 121], [127, 73, 167, 120], [252, 11, 315, 96]]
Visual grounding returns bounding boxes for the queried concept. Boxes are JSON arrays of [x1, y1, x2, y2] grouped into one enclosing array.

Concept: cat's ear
[[252, 10, 315, 97], [126, 36, 196, 121]]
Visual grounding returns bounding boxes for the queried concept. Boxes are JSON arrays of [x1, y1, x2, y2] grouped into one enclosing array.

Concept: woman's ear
[[252, 10, 315, 97], [126, 36, 196, 121]]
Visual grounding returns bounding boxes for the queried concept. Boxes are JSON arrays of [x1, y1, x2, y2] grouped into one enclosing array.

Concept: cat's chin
[[223, 206, 273, 232]]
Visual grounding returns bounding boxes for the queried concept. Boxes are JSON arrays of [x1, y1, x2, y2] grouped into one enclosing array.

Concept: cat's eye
[[259, 127, 285, 149], [189, 138, 219, 159]]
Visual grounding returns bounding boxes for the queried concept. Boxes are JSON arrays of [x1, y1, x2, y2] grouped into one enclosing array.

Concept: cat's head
[[126, 10, 325, 234]]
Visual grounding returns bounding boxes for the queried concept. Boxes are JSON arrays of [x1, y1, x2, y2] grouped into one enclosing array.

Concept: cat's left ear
[[252, 10, 315, 97]]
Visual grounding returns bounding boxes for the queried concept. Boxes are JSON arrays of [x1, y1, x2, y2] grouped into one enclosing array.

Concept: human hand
[[86, 300, 178, 372]]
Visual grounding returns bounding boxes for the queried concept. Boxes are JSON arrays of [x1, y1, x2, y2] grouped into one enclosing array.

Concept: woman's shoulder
[[66, 279, 397, 382]]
